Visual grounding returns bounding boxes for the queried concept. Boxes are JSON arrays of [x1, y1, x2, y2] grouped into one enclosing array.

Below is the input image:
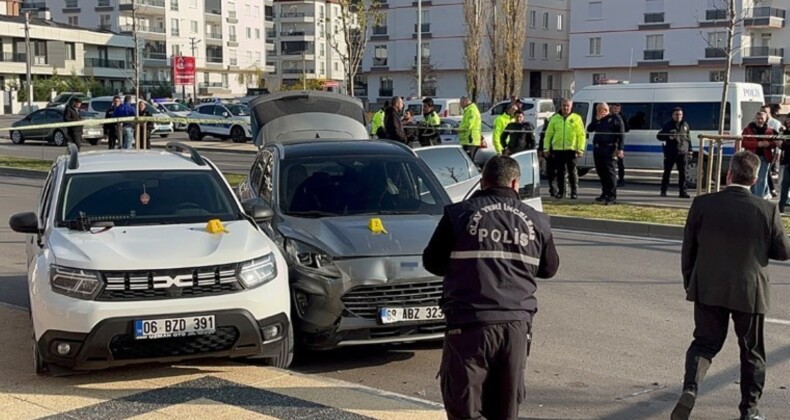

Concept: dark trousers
[[440, 321, 531, 420], [661, 154, 688, 194], [67, 130, 82, 150], [779, 164, 790, 210], [107, 133, 118, 149], [545, 154, 558, 195], [463, 145, 479, 162], [594, 148, 617, 199], [617, 156, 625, 182], [554, 150, 579, 196], [683, 302, 765, 416]]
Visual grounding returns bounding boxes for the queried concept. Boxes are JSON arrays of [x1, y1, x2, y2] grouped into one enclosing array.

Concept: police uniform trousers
[[554, 150, 579, 196], [661, 153, 688, 194], [440, 320, 530, 420], [593, 144, 618, 199], [683, 302, 765, 416]]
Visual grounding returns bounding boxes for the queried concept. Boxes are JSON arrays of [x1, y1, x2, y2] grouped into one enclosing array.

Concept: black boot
[[672, 357, 711, 420]]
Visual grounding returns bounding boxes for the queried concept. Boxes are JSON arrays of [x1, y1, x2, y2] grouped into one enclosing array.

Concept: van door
[[509, 150, 543, 211]]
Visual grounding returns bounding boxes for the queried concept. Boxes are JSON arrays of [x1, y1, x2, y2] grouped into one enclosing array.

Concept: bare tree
[[410, 61, 440, 96], [327, 0, 383, 96], [501, 0, 527, 97], [463, 0, 487, 102], [485, 0, 505, 102]]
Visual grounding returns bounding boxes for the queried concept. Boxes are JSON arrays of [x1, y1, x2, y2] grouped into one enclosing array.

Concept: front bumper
[[37, 311, 289, 371], [290, 256, 445, 350]]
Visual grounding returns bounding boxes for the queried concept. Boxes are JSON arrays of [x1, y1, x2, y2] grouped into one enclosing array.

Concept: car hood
[[49, 220, 274, 270], [277, 214, 441, 258]]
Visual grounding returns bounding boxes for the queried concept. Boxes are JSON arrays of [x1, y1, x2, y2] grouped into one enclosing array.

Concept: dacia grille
[[109, 326, 239, 360], [341, 280, 444, 319], [96, 263, 242, 301]]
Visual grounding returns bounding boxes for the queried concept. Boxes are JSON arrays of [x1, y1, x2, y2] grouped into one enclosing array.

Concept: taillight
[[442, 110, 448, 117]]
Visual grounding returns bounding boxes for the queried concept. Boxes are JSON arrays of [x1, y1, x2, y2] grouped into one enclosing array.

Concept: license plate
[[379, 306, 444, 324], [134, 315, 215, 340]]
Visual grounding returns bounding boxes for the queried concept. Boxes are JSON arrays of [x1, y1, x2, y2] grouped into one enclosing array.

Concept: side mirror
[[9, 212, 39, 234], [242, 198, 274, 222]]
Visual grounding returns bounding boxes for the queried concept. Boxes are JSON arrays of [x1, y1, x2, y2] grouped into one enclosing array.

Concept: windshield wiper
[[285, 210, 338, 218], [65, 212, 115, 232]]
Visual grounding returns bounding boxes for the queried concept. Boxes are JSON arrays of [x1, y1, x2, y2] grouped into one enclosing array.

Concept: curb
[[0, 167, 47, 179], [151, 142, 256, 155], [550, 215, 684, 240]]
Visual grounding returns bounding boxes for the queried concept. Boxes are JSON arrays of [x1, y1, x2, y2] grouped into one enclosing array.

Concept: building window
[[379, 76, 393, 97], [98, 0, 110, 6], [229, 49, 237, 65], [334, 62, 339, 71], [589, 1, 602, 19], [171, 19, 179, 36], [66, 0, 78, 7], [99, 15, 111, 30], [204, 72, 209, 84], [589, 37, 601, 55], [542, 12, 549, 29], [222, 74, 228, 87], [556, 44, 563, 59], [191, 20, 198, 33], [529, 42, 535, 59], [529, 11, 536, 27], [708, 31, 726, 48], [650, 72, 668, 83], [547, 75, 554, 90], [171, 0, 179, 11], [541, 43, 548, 59], [247, 27, 252, 39], [172, 44, 181, 56], [320, 62, 325, 75], [320, 43, 325, 57], [593, 73, 607, 84], [67, 16, 79, 26], [190, 0, 197, 8], [374, 45, 388, 66], [646, 34, 664, 50], [557, 14, 563, 31], [709, 70, 726, 82], [255, 29, 261, 39], [66, 42, 75, 60]]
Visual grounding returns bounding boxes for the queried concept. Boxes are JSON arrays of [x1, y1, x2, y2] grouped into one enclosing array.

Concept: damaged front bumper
[[289, 255, 445, 350]]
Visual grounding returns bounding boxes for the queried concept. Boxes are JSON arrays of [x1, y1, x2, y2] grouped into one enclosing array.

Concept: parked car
[[481, 97, 555, 130], [404, 98, 463, 121], [10, 109, 105, 146], [153, 101, 192, 130], [47, 92, 88, 109], [238, 91, 451, 350], [8, 143, 293, 374], [87, 96, 175, 138], [433, 118, 497, 168], [187, 102, 252, 143]]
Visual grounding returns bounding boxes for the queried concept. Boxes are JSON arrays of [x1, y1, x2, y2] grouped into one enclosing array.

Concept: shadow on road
[[0, 274, 28, 309], [293, 340, 442, 375]]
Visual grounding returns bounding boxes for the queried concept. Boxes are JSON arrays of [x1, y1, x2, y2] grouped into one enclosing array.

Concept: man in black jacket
[[611, 103, 629, 186], [587, 102, 625, 204], [673, 151, 790, 420], [104, 96, 121, 149], [500, 110, 536, 155], [657, 107, 692, 198], [423, 156, 560, 420], [381, 96, 408, 144], [63, 97, 83, 150]]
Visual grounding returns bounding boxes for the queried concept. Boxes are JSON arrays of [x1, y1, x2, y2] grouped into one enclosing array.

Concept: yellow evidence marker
[[206, 219, 229, 234], [368, 217, 388, 234]]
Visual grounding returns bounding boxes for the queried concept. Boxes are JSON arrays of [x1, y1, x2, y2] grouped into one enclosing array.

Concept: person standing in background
[[611, 103, 629, 187]]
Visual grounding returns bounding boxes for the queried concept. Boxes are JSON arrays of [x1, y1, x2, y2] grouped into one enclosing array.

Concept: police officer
[[587, 102, 625, 205], [423, 155, 560, 420], [370, 100, 389, 138], [657, 107, 692, 198], [63, 97, 83, 150], [419, 97, 441, 146], [501, 110, 536, 155], [459, 96, 482, 160], [543, 99, 587, 199], [611, 103, 629, 186], [493, 105, 516, 154]]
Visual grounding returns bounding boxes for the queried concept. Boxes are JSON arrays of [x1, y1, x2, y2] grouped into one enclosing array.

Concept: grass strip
[[0, 156, 54, 172]]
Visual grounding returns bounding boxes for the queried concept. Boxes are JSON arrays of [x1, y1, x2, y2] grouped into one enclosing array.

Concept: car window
[[227, 104, 249, 116], [260, 151, 274, 202], [90, 100, 112, 113], [510, 151, 537, 198], [650, 102, 730, 131], [539, 101, 555, 113], [198, 105, 215, 115], [46, 110, 63, 121], [51, 94, 71, 104], [163, 103, 191, 112], [249, 154, 264, 194], [521, 103, 535, 111], [406, 104, 422, 115], [29, 110, 47, 122], [491, 103, 508, 116], [439, 120, 457, 136], [38, 167, 57, 227], [214, 106, 228, 116], [56, 170, 241, 227], [279, 156, 448, 216], [415, 147, 476, 187]]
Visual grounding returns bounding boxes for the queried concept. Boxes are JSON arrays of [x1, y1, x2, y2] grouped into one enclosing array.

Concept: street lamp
[[417, 0, 422, 98]]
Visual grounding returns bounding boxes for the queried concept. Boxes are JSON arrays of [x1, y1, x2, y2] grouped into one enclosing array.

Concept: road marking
[[767, 318, 790, 326], [0, 301, 25, 311], [553, 228, 683, 244]]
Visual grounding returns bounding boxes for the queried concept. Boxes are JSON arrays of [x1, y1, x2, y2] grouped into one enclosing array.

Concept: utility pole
[[24, 10, 32, 112], [189, 36, 200, 105], [417, 0, 422, 98], [132, 0, 141, 149]]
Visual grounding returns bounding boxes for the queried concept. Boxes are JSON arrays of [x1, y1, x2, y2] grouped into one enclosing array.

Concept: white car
[[187, 102, 252, 143], [153, 101, 192, 130], [481, 97, 556, 130], [8, 143, 292, 374], [88, 96, 175, 138], [432, 118, 497, 167]]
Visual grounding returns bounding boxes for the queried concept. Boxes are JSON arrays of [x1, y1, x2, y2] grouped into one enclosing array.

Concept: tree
[[501, 0, 527, 98], [485, 0, 504, 102], [327, 0, 383, 97], [410, 62, 440, 97], [237, 66, 266, 88], [280, 77, 327, 91], [463, 0, 487, 102]]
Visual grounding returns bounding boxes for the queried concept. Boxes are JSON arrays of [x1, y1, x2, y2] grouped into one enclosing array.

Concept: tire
[[11, 130, 24, 145], [187, 124, 203, 141], [52, 130, 67, 147], [266, 322, 294, 369], [87, 138, 99, 146], [230, 126, 246, 143], [29, 311, 48, 376]]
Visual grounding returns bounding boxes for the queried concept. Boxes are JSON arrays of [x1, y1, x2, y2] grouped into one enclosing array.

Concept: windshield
[[52, 94, 73, 104], [279, 156, 448, 217], [163, 103, 191, 112], [482, 121, 493, 133], [227, 104, 249, 116], [56, 170, 242, 227]]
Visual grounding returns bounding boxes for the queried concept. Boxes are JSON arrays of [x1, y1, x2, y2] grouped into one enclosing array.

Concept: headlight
[[237, 253, 278, 289], [50, 265, 101, 300], [284, 239, 341, 278]]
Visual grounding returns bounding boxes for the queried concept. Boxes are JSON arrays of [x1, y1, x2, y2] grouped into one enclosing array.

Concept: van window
[[650, 102, 730, 131], [90, 100, 112, 113], [406, 104, 423, 115], [521, 103, 535, 111], [490, 103, 508, 116], [448, 103, 461, 115], [615, 103, 651, 130], [571, 102, 590, 123], [741, 101, 764, 130], [539, 101, 555, 113]]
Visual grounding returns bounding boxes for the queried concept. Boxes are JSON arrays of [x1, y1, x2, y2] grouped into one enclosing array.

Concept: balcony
[[412, 23, 431, 38], [279, 12, 315, 22], [120, 0, 165, 14], [764, 84, 790, 104], [280, 49, 315, 57], [280, 30, 315, 39], [282, 68, 316, 74], [705, 47, 726, 58], [379, 88, 394, 97], [84, 58, 126, 69], [199, 82, 231, 95], [413, 55, 430, 67], [743, 46, 784, 65], [0, 53, 26, 63], [121, 24, 166, 38], [143, 52, 168, 65], [744, 7, 786, 29], [206, 55, 224, 64], [638, 49, 668, 66], [372, 25, 388, 40], [227, 10, 238, 23], [639, 12, 669, 29], [266, 30, 277, 39], [700, 9, 726, 27], [205, 31, 223, 42], [643, 49, 664, 60]]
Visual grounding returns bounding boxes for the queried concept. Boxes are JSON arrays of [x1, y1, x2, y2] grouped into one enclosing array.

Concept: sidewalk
[[0, 305, 444, 419]]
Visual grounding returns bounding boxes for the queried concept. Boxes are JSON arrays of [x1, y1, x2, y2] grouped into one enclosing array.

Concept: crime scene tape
[[0, 116, 249, 133]]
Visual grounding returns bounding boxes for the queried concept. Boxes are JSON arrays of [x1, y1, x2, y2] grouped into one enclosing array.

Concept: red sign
[[172, 56, 196, 86]]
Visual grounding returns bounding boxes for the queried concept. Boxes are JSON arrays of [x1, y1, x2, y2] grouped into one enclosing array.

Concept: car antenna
[[165, 142, 206, 166], [66, 143, 79, 170]]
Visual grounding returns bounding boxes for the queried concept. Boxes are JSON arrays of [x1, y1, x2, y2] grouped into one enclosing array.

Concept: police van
[[571, 82, 765, 184]]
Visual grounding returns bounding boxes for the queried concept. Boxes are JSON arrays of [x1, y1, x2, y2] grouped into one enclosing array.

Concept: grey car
[[11, 109, 104, 146], [238, 92, 452, 350]]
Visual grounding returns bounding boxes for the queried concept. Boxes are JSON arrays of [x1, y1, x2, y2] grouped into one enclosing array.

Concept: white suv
[[9, 143, 292, 374], [187, 102, 252, 143]]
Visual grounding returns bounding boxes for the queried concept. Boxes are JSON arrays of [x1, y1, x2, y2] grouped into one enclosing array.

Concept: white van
[[571, 82, 765, 182], [404, 98, 463, 121], [481, 98, 556, 130]]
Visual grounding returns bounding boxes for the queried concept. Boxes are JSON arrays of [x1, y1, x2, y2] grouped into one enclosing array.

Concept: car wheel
[[230, 126, 246, 143], [187, 124, 203, 141], [29, 312, 48, 376], [266, 322, 294, 369], [11, 130, 24, 144], [159, 134, 168, 138], [87, 138, 99, 146], [52, 130, 66, 147]]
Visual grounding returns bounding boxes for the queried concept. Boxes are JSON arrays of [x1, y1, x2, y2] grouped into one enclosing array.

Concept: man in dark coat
[[587, 102, 625, 204], [657, 107, 692, 198], [673, 150, 790, 420], [63, 97, 83, 150], [380, 96, 408, 144], [611, 103, 629, 186], [104, 96, 121, 149], [500, 110, 536, 155]]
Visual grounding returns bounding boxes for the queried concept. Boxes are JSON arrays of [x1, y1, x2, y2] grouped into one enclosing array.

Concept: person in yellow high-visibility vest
[[370, 100, 389, 138], [458, 96, 482, 160], [493, 105, 516, 154]]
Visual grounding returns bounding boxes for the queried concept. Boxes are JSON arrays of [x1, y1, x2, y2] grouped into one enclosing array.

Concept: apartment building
[[0, 14, 134, 112], [1, 1, 20, 16], [569, 0, 790, 105], [265, 0, 347, 91], [360, 0, 573, 105], [42, 0, 271, 97]]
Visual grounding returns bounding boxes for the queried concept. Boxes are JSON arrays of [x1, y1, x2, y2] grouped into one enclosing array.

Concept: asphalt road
[[1, 176, 789, 419]]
